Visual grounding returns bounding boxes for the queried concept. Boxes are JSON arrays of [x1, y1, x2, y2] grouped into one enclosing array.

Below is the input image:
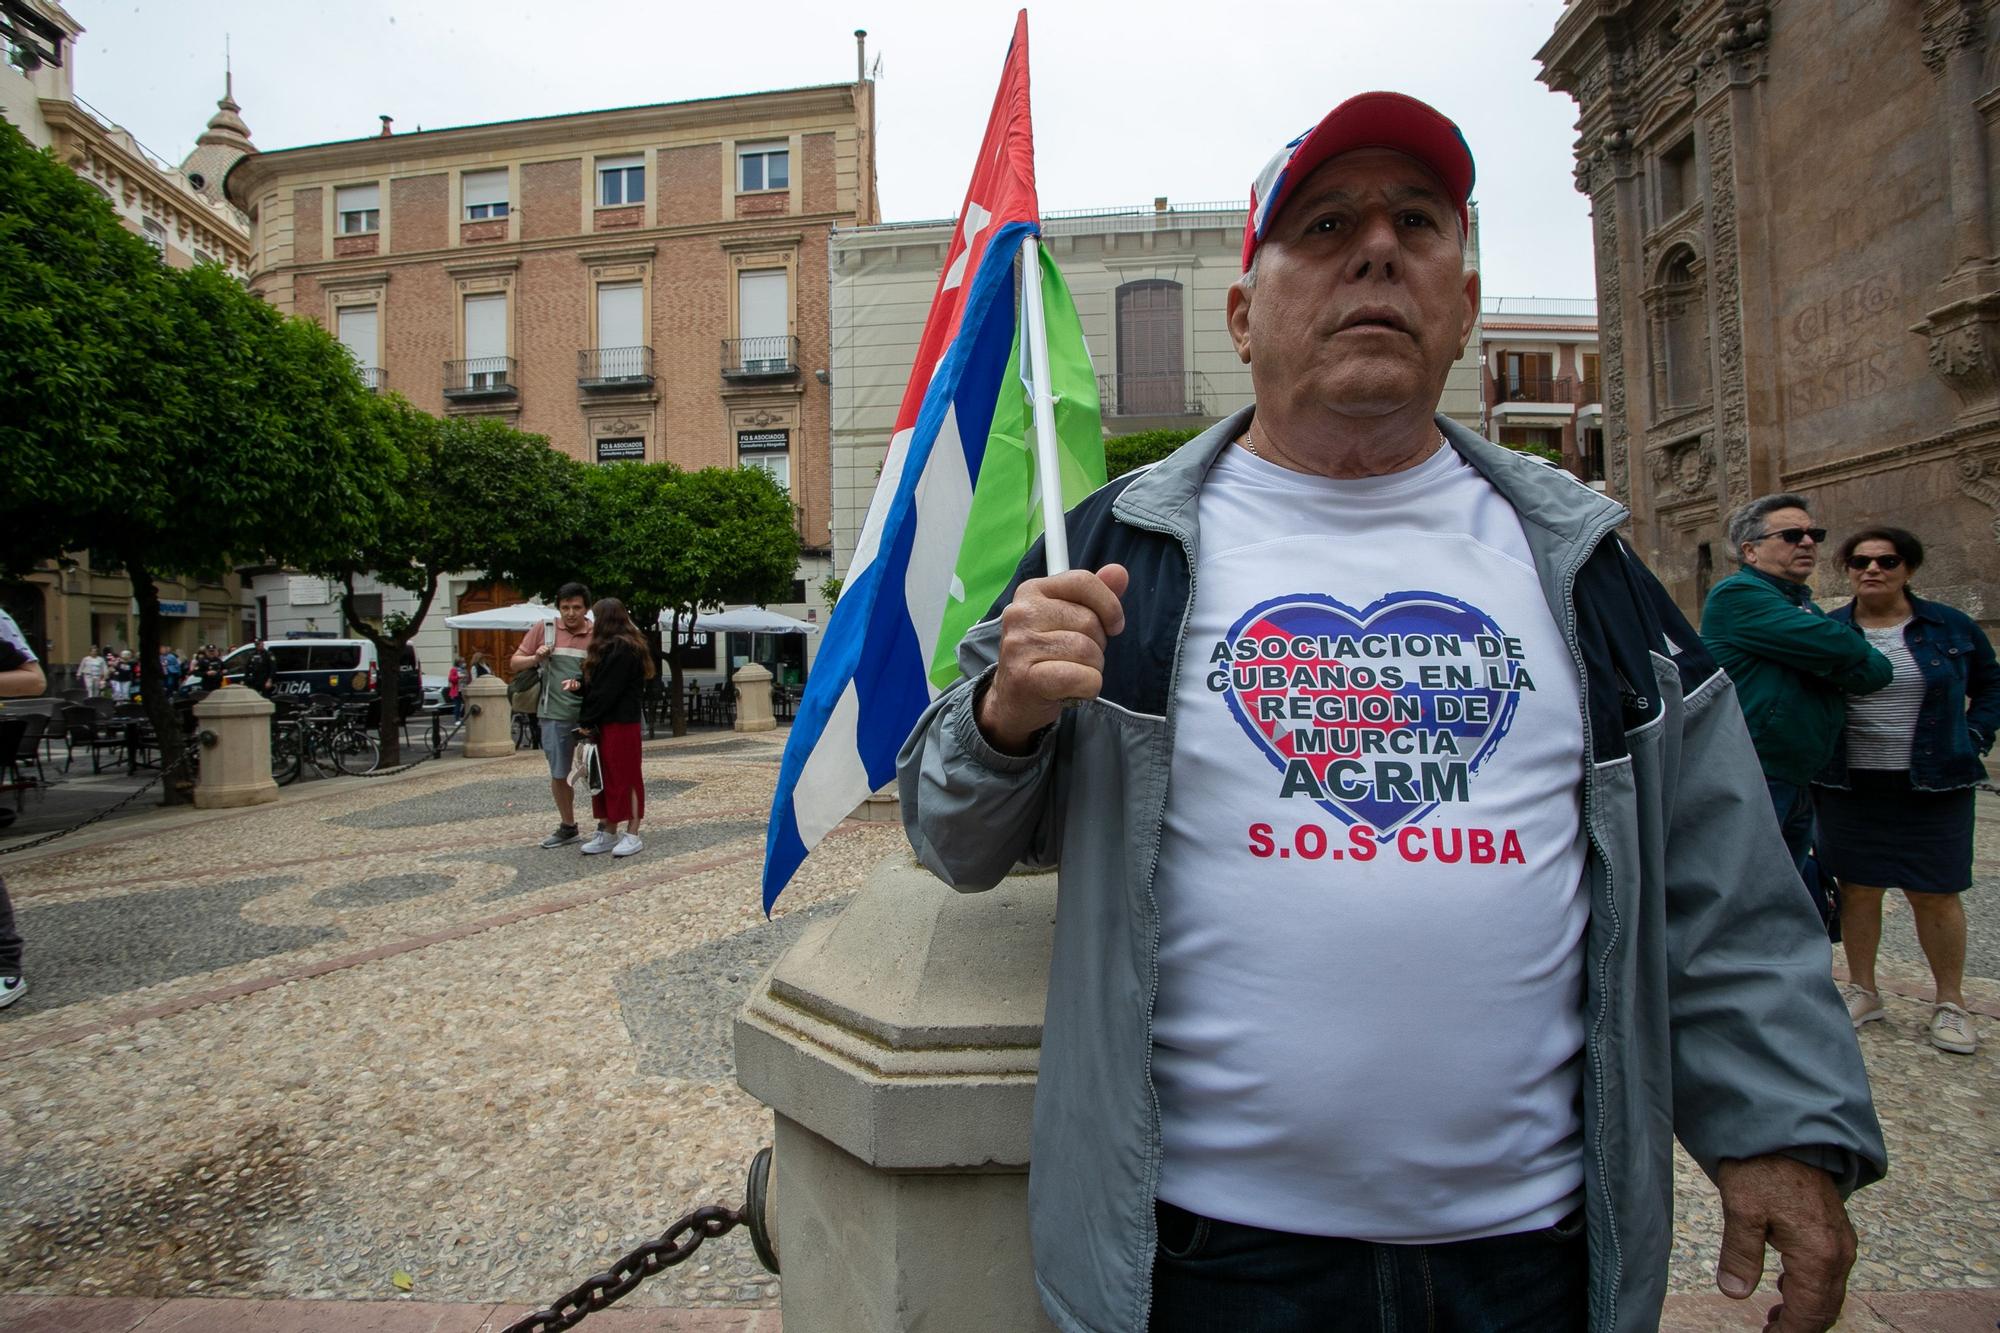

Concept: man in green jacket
[[1700, 493, 1891, 899]]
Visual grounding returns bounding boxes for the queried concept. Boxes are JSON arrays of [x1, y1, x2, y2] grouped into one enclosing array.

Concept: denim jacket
[[1818, 594, 2000, 791]]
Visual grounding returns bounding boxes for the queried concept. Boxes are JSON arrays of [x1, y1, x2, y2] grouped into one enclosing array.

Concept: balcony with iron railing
[[443, 356, 518, 400], [722, 335, 799, 379], [578, 345, 654, 391], [357, 366, 385, 392], [1097, 369, 1218, 418]]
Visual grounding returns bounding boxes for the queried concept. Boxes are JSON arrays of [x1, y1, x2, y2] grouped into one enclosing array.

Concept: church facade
[[1539, 0, 2000, 627]]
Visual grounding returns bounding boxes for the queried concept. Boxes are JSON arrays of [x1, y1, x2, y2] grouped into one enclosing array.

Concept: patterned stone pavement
[[0, 741, 1991, 1325]]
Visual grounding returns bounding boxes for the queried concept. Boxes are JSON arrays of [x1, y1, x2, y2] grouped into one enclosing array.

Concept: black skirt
[[1814, 770, 1975, 894]]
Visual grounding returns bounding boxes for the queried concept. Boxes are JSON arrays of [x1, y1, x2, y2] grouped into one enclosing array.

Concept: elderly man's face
[[1228, 148, 1477, 423], [1742, 506, 1820, 583]]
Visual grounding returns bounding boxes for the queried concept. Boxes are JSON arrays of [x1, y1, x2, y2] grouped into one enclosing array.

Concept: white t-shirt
[[1150, 440, 1590, 1243]]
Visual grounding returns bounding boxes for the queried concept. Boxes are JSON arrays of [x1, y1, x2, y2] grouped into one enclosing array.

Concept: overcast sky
[[64, 0, 1596, 299]]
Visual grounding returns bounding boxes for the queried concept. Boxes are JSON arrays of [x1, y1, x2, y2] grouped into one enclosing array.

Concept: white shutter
[[335, 183, 379, 214], [464, 294, 507, 361], [462, 170, 507, 209], [597, 283, 643, 349], [738, 271, 787, 339], [336, 306, 377, 368]]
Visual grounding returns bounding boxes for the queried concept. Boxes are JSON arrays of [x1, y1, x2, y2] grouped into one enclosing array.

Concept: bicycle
[[269, 697, 379, 786]]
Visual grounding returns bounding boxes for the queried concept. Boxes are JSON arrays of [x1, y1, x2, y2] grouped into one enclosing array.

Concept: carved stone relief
[[1703, 110, 1751, 506], [1594, 183, 1632, 504], [1956, 451, 2000, 541]]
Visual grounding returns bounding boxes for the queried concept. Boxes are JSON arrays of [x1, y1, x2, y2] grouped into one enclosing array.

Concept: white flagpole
[[1019, 234, 1070, 575]]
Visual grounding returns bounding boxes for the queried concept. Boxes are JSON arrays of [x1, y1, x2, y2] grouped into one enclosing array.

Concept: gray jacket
[[898, 410, 1885, 1333]]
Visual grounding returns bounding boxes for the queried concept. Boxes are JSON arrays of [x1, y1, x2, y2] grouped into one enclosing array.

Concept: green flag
[[928, 246, 1105, 690]]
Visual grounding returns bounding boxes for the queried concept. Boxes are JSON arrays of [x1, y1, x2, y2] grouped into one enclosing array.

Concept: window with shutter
[[462, 170, 510, 220], [1115, 280, 1185, 414], [336, 183, 380, 235], [463, 294, 508, 388]]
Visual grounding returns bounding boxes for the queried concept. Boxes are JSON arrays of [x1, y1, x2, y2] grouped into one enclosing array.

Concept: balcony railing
[[1499, 374, 1575, 404], [443, 356, 518, 399], [578, 345, 654, 390], [722, 335, 799, 379], [1097, 370, 1217, 418], [357, 366, 385, 392]]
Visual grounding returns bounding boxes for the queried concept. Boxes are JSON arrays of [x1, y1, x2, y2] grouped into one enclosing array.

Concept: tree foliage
[[319, 400, 587, 766], [504, 461, 799, 735], [1104, 427, 1202, 480], [0, 114, 391, 796]]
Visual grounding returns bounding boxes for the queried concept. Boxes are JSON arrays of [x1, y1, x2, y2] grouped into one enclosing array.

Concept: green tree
[[0, 117, 392, 796], [318, 401, 587, 767], [1104, 427, 1202, 480], [507, 462, 798, 736]]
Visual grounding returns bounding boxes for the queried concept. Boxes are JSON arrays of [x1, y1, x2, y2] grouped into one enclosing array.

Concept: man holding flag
[[895, 85, 1883, 1333]]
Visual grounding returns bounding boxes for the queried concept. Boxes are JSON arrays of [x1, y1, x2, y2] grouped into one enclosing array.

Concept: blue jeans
[[1149, 1200, 1586, 1332], [1766, 778, 1830, 927]]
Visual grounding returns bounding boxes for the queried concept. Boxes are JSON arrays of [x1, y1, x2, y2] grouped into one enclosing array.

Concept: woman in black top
[[565, 598, 653, 858]]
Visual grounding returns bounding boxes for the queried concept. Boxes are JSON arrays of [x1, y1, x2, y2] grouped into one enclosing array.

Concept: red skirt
[[591, 722, 646, 826]]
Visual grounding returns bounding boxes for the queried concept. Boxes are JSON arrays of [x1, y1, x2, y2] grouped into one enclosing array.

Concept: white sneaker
[[0, 976, 23, 1010], [612, 833, 643, 858], [1842, 984, 1884, 1028], [1929, 1003, 1977, 1055], [579, 829, 617, 855]]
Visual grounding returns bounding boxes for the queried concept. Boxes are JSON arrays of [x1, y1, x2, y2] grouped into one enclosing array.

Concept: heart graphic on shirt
[[1219, 591, 1522, 831]]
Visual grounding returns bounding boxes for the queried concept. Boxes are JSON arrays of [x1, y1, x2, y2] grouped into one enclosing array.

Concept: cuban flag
[[761, 12, 1043, 911]]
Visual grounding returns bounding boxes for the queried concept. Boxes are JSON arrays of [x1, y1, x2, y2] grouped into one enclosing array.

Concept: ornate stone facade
[[1540, 0, 2000, 627]]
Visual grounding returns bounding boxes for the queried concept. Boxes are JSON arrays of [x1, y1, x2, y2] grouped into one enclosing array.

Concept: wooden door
[[1116, 280, 1185, 415], [454, 580, 523, 681]]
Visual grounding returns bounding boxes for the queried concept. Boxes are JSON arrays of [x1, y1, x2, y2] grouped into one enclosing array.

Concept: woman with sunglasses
[[1816, 526, 2000, 1055]]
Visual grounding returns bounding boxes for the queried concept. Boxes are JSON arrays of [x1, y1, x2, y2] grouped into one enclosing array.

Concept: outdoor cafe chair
[[63, 704, 127, 775]]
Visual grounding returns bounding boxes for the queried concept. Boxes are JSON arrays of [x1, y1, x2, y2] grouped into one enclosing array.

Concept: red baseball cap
[[1243, 92, 1475, 271]]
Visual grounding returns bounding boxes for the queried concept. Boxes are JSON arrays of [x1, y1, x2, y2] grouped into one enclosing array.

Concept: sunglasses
[[1845, 554, 1905, 571], [1757, 526, 1827, 545]]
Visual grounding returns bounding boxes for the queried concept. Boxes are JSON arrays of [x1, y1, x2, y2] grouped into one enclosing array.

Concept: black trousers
[[1150, 1199, 1588, 1333]]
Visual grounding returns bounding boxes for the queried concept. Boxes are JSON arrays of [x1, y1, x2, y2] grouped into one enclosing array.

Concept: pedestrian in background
[[448, 658, 465, 721], [1815, 526, 2000, 1055], [161, 645, 182, 696], [0, 607, 48, 1010], [470, 650, 492, 680], [1701, 493, 1891, 925], [568, 597, 650, 858], [510, 584, 593, 848], [78, 645, 106, 699], [110, 651, 134, 702]]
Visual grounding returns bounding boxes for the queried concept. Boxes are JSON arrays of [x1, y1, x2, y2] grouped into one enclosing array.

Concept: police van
[[221, 636, 423, 716]]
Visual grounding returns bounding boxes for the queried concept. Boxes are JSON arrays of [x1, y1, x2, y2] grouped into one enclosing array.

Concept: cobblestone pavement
[[0, 744, 1991, 1318]]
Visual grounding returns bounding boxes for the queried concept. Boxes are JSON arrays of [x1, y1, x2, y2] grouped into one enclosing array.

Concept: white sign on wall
[[288, 576, 334, 606]]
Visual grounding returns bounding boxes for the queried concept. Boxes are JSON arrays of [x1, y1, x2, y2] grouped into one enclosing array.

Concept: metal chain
[[500, 1204, 743, 1333], [0, 748, 196, 858]]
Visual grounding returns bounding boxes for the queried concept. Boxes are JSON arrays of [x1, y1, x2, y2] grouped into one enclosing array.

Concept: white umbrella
[[444, 602, 569, 631], [668, 606, 819, 635]]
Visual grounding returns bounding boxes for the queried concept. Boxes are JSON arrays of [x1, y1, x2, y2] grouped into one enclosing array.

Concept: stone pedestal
[[461, 674, 513, 758], [192, 686, 278, 809], [735, 855, 1056, 1333], [732, 662, 776, 733]]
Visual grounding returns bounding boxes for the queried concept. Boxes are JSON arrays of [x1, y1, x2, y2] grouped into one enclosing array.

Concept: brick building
[[1482, 297, 1604, 486], [1539, 0, 2000, 626], [224, 75, 879, 680]]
